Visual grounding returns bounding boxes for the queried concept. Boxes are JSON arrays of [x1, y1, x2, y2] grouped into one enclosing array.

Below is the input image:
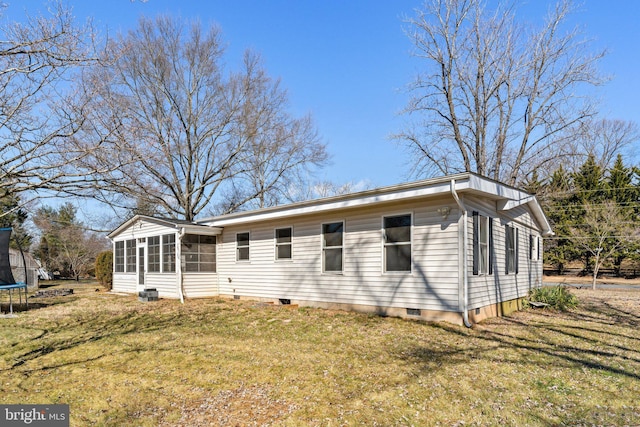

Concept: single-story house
[[108, 172, 553, 325]]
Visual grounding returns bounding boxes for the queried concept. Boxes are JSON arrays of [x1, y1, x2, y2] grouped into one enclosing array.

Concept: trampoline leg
[[9, 288, 13, 315]]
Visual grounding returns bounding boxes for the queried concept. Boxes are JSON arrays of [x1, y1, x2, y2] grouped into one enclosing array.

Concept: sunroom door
[[138, 246, 145, 286]]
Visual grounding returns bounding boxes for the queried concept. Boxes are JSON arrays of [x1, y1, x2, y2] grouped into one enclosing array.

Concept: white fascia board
[[198, 172, 553, 236], [179, 225, 223, 236], [467, 174, 528, 201], [468, 175, 553, 237], [107, 215, 143, 239], [201, 179, 464, 227], [496, 196, 536, 211], [108, 215, 222, 239]]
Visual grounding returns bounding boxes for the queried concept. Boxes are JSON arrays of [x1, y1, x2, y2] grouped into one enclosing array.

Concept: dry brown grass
[[0, 281, 639, 426], [544, 273, 640, 286]]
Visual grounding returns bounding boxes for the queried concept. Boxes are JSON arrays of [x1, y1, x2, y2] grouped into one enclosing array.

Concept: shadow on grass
[[0, 296, 80, 315], [397, 310, 640, 382], [1, 303, 186, 374]]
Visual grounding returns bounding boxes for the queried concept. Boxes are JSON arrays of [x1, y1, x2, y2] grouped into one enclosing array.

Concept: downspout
[[451, 179, 473, 328], [177, 228, 186, 304]]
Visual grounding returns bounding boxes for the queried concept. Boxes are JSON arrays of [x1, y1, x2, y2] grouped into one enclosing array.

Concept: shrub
[[95, 250, 113, 290], [526, 286, 578, 311]]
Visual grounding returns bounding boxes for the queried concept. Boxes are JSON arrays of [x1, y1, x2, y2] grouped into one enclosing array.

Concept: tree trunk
[[592, 254, 600, 291]]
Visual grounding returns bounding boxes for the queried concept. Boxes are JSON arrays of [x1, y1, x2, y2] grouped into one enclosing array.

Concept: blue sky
[[9, 0, 640, 190]]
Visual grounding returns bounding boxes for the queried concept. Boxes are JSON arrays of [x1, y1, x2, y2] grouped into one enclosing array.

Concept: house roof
[[197, 172, 554, 236], [107, 215, 222, 239]]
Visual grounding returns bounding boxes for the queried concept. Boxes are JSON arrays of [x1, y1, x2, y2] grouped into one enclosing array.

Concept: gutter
[[451, 179, 473, 328], [177, 228, 186, 304]]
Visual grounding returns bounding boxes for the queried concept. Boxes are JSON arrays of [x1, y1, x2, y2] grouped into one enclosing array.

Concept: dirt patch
[[32, 288, 74, 298], [162, 385, 297, 427]]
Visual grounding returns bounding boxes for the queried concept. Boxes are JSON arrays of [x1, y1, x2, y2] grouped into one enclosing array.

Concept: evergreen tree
[[573, 154, 604, 204], [543, 165, 580, 274], [606, 155, 639, 275], [570, 155, 607, 272]]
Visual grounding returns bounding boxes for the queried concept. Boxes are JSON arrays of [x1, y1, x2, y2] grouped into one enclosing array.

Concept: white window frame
[[478, 215, 489, 275], [236, 232, 250, 262], [275, 226, 293, 261], [322, 221, 344, 274], [125, 239, 136, 273], [382, 213, 413, 273], [162, 234, 176, 273], [506, 225, 518, 274], [182, 234, 217, 273], [147, 236, 161, 273], [114, 241, 125, 273]]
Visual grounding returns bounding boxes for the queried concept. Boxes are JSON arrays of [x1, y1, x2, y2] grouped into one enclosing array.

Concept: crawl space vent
[[406, 308, 421, 316], [279, 299, 291, 305]]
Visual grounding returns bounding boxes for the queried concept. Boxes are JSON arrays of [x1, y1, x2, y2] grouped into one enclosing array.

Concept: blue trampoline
[[0, 228, 28, 315]]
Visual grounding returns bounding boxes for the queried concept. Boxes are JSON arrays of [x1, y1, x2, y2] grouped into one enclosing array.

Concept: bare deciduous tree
[[70, 16, 327, 221], [569, 201, 635, 290], [396, 0, 606, 185], [570, 119, 639, 171], [33, 202, 108, 280], [0, 2, 96, 212]]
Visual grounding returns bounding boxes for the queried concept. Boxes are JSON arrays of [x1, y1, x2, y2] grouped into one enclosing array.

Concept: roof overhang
[[198, 172, 554, 236], [107, 215, 222, 240]]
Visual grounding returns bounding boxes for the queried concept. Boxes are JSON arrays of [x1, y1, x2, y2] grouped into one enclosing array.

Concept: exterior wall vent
[[279, 299, 291, 305], [234, 295, 240, 300], [475, 308, 480, 315], [406, 308, 421, 316]]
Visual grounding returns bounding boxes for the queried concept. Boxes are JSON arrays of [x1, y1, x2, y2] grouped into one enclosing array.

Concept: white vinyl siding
[[111, 219, 219, 298], [212, 198, 460, 312], [466, 195, 541, 310]]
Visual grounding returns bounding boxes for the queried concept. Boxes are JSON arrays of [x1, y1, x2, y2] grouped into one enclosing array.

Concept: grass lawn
[[1, 281, 639, 426]]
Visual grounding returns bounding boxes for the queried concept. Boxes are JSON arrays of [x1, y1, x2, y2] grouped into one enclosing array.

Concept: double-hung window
[[322, 222, 343, 273], [125, 239, 136, 273], [529, 234, 539, 261], [114, 241, 125, 272], [147, 236, 160, 272], [162, 234, 176, 272], [236, 232, 250, 261], [506, 225, 518, 274], [275, 227, 292, 260], [473, 212, 492, 275], [383, 214, 412, 272]]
